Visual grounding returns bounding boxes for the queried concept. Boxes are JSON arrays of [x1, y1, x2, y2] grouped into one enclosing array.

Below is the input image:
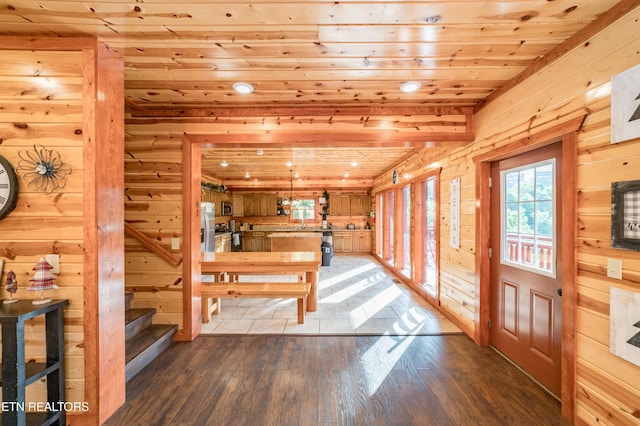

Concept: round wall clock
[[0, 155, 19, 219]]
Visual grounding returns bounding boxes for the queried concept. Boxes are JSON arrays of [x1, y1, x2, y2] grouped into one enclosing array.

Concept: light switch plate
[[45, 254, 60, 274], [607, 258, 622, 280], [171, 238, 180, 250]]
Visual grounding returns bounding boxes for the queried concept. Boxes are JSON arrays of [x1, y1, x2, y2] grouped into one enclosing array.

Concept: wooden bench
[[226, 272, 305, 283], [201, 282, 311, 324]]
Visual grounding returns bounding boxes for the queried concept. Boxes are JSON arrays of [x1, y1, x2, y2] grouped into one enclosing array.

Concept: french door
[[376, 173, 439, 300], [414, 176, 438, 298]]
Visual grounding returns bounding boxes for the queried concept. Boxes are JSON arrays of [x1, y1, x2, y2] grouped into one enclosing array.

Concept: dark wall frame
[[611, 179, 640, 252]]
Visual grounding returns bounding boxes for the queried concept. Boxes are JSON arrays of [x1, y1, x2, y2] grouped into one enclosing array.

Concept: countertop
[[240, 228, 372, 233], [267, 232, 322, 238]]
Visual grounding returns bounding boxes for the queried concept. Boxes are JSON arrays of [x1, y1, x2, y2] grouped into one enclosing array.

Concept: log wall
[[372, 5, 640, 423], [124, 133, 185, 329], [0, 38, 125, 424], [0, 48, 86, 405]]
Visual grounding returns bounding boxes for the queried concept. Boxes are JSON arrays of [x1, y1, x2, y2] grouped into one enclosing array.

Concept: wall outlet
[[46, 254, 60, 274], [171, 238, 180, 250], [607, 258, 622, 280]]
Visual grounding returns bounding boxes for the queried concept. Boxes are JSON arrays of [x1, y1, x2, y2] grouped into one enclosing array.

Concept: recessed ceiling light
[[351, 161, 359, 167], [233, 82, 254, 94], [294, 172, 300, 178], [286, 161, 293, 167], [256, 150, 264, 156], [400, 81, 421, 93], [220, 160, 228, 167], [344, 172, 350, 178], [245, 171, 251, 179]]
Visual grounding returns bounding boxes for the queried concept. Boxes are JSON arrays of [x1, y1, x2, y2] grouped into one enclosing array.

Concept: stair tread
[[125, 308, 155, 325], [125, 324, 177, 364]]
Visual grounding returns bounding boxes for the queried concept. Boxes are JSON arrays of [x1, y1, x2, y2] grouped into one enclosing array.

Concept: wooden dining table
[[201, 251, 322, 312]]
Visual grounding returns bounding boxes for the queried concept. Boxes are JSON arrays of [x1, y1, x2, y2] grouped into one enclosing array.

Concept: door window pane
[[535, 201, 553, 236], [501, 159, 556, 277]]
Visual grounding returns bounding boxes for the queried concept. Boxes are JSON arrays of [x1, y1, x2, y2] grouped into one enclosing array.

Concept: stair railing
[[124, 223, 183, 266]]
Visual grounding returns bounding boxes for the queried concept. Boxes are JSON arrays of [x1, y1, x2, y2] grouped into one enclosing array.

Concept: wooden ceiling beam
[[131, 106, 473, 118], [224, 179, 373, 191], [186, 131, 474, 147]]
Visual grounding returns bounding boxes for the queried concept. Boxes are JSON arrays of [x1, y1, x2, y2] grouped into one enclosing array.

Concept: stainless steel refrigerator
[[200, 202, 215, 252]]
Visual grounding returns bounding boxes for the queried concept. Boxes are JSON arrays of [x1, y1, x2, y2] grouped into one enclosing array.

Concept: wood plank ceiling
[[0, 0, 623, 189]]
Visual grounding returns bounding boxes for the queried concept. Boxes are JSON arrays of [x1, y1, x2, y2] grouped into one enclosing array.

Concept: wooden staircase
[[125, 292, 178, 381]]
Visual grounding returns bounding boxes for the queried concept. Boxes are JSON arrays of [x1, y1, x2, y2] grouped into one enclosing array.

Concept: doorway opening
[[490, 143, 562, 397], [474, 116, 584, 420]]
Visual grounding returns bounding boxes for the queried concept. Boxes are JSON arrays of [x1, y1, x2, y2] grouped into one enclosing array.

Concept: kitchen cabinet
[[215, 233, 231, 252], [254, 235, 267, 251], [243, 195, 261, 216], [201, 188, 232, 217], [232, 194, 244, 217], [326, 195, 369, 216], [363, 195, 371, 215], [350, 196, 361, 215], [211, 192, 222, 216], [351, 231, 372, 253], [241, 232, 267, 252], [243, 194, 277, 217], [333, 231, 352, 253], [329, 195, 350, 216], [350, 195, 371, 216], [332, 230, 371, 253], [261, 195, 278, 216], [328, 197, 339, 216], [242, 235, 255, 252]]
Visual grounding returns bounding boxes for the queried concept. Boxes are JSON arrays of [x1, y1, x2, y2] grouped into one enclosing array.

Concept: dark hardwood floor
[[105, 335, 571, 425]]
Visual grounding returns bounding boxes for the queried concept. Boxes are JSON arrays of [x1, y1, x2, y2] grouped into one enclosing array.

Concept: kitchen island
[[268, 232, 322, 252], [240, 228, 372, 253]]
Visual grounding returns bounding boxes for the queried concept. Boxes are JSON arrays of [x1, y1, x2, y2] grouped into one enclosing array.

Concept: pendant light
[[281, 169, 296, 210]]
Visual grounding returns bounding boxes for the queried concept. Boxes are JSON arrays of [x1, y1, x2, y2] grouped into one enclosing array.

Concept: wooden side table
[[0, 299, 68, 426]]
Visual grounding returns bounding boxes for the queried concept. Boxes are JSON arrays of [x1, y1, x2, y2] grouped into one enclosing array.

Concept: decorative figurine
[[27, 258, 58, 305], [4, 270, 18, 304]]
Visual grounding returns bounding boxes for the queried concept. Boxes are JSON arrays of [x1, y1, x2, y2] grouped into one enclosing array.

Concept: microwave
[[221, 202, 233, 216]]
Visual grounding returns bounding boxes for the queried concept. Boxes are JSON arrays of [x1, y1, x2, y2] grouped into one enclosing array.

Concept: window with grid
[[292, 199, 315, 221], [501, 159, 556, 277]]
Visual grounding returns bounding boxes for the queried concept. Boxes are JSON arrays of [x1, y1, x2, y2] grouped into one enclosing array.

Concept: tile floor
[[200, 254, 462, 335]]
